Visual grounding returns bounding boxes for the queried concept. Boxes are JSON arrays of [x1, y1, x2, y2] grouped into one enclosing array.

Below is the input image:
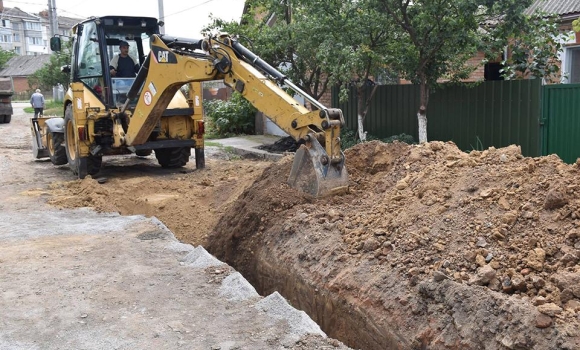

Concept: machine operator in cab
[[109, 40, 139, 77]]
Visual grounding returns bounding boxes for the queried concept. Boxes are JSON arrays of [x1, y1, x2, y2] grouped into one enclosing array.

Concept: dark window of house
[[570, 48, 580, 84], [484, 62, 503, 81]]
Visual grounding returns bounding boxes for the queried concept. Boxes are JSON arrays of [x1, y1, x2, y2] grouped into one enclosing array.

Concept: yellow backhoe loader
[[31, 16, 347, 197]]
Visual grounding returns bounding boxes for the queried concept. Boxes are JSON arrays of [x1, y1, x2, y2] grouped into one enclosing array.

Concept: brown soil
[[46, 141, 580, 350]]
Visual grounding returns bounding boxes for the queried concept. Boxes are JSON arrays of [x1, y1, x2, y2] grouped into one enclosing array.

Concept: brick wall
[[13, 77, 30, 93]]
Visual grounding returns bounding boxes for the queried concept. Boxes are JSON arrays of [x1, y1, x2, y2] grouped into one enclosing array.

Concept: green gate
[[542, 84, 580, 163]]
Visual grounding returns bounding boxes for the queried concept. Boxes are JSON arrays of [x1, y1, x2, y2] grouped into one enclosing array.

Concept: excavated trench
[[204, 152, 413, 350], [207, 245, 405, 350]]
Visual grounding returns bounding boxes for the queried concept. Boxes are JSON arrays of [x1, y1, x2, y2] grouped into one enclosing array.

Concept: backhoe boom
[[125, 34, 348, 197]]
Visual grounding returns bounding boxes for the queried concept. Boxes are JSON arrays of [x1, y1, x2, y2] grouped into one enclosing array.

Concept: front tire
[[154, 147, 190, 168], [48, 132, 67, 165], [64, 105, 101, 178]]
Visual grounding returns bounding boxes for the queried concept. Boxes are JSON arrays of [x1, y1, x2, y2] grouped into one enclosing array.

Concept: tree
[[206, 0, 395, 141], [28, 40, 72, 90], [204, 0, 334, 102], [376, 0, 535, 143], [0, 48, 16, 69], [494, 12, 564, 83]]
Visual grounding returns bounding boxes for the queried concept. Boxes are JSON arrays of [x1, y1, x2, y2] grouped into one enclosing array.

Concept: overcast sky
[[4, 0, 246, 38]]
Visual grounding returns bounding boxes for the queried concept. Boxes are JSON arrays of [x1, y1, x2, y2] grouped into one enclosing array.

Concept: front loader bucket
[[287, 138, 348, 197]]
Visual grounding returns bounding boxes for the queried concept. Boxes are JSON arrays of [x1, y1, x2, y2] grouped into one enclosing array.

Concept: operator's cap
[[119, 40, 129, 47]]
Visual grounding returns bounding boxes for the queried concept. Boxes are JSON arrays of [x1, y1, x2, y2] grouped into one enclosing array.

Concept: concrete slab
[[210, 135, 284, 161]]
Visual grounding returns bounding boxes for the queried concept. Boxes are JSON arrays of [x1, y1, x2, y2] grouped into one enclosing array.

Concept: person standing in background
[[30, 89, 45, 117]]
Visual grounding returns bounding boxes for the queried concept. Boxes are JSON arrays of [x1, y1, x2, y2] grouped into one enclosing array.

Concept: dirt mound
[[208, 141, 580, 349], [46, 158, 271, 244], [44, 141, 580, 349]]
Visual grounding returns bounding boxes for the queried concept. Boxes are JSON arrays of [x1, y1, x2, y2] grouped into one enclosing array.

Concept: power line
[[3, 1, 47, 7], [163, 0, 216, 19]]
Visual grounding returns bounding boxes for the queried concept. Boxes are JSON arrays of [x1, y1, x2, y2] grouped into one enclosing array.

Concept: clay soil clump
[[47, 141, 580, 349]]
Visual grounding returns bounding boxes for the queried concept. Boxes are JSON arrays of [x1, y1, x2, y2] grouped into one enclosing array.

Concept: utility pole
[[158, 0, 165, 34], [47, 0, 58, 37]]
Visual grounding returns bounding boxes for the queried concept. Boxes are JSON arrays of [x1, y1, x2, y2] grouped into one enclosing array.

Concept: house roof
[[0, 55, 52, 77], [58, 15, 83, 28], [1, 7, 39, 20], [526, 0, 580, 17]]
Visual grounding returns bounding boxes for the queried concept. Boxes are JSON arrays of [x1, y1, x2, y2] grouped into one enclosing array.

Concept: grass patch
[[204, 141, 221, 147], [23, 100, 64, 117]]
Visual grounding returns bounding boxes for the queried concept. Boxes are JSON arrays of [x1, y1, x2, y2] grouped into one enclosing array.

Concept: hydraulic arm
[[123, 34, 348, 197]]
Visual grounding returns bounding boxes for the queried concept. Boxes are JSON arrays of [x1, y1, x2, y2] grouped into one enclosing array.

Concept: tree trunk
[[417, 80, 429, 143], [356, 84, 378, 142], [417, 108, 427, 144], [356, 88, 367, 142]]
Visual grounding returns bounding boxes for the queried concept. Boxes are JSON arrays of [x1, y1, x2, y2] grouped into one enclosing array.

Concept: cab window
[[76, 22, 102, 78]]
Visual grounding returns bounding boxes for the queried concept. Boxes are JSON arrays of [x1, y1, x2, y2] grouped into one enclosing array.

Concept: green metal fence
[[332, 79, 542, 157], [541, 84, 580, 164]]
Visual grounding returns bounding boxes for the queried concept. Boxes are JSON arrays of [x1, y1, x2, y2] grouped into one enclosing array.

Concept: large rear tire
[[64, 105, 102, 178], [154, 147, 191, 168], [48, 132, 67, 165]]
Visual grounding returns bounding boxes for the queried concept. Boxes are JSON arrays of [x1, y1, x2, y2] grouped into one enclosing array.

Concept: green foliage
[[204, 92, 257, 136], [28, 40, 72, 90], [573, 18, 580, 33], [470, 135, 484, 152], [0, 48, 16, 69], [205, 0, 394, 106], [499, 12, 563, 82], [340, 127, 415, 149]]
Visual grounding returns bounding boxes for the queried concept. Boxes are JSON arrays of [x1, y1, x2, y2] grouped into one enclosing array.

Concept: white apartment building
[[0, 1, 81, 56]]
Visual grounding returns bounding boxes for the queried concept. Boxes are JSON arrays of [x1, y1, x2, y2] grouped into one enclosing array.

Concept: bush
[[340, 127, 415, 149], [204, 92, 257, 137]]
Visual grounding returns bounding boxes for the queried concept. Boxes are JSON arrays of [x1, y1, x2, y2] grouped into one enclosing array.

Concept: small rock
[[537, 303, 563, 317], [476, 237, 488, 248], [498, 197, 510, 210], [511, 274, 527, 292], [475, 254, 486, 267], [565, 300, 580, 312], [470, 264, 496, 285], [491, 229, 505, 240], [535, 313, 553, 328], [531, 276, 545, 289], [363, 238, 380, 252], [433, 243, 445, 252], [480, 188, 494, 198], [532, 296, 547, 306], [395, 180, 408, 190], [544, 189, 569, 210], [433, 271, 449, 282], [485, 253, 493, 263], [502, 277, 514, 293], [526, 248, 546, 272], [501, 211, 518, 226]]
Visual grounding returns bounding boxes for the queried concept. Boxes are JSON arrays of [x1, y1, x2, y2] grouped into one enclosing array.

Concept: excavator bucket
[[287, 138, 349, 197]]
